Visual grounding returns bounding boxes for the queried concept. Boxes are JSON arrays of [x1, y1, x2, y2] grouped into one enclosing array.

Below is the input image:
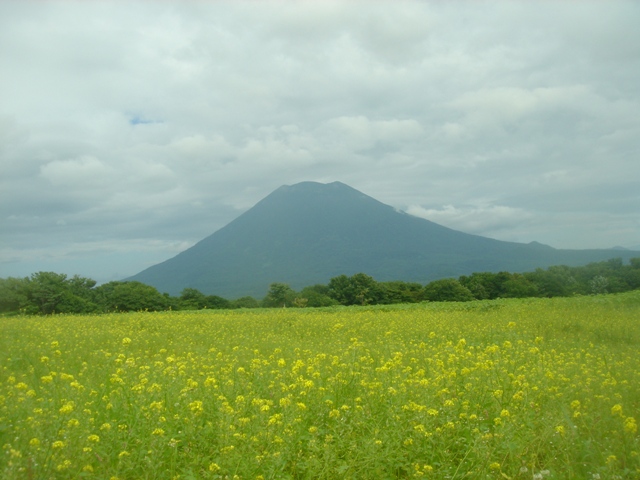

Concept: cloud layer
[[1, 1, 639, 282]]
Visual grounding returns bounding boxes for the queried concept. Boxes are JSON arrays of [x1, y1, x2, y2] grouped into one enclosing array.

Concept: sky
[[1, 1, 639, 284]]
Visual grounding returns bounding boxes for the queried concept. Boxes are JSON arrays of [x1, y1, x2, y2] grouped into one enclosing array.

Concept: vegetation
[[1, 293, 639, 478], [1, 258, 638, 315]]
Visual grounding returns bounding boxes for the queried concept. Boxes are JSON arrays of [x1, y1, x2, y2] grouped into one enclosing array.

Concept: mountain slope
[[128, 181, 638, 298]]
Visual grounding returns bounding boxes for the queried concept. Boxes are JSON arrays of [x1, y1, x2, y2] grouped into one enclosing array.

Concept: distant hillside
[[127, 181, 639, 298]]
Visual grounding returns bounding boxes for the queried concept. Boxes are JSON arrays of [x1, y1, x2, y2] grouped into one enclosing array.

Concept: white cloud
[[321, 116, 423, 151], [0, 0, 638, 280], [407, 204, 534, 238], [40, 156, 112, 187]]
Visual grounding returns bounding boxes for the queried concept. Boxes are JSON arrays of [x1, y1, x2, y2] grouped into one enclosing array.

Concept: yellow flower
[[56, 460, 72, 471], [189, 400, 204, 414], [29, 438, 40, 448], [611, 404, 623, 416], [624, 417, 637, 434], [59, 401, 75, 414], [87, 434, 100, 443], [209, 463, 221, 472]]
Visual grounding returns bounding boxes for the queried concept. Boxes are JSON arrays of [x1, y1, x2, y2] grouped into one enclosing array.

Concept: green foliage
[[299, 285, 339, 308], [230, 296, 260, 309], [378, 280, 423, 304], [500, 273, 540, 298], [0, 277, 29, 313], [15, 272, 99, 314], [328, 273, 382, 305], [420, 278, 474, 302], [174, 288, 232, 310], [179, 288, 207, 310], [204, 295, 231, 309], [2, 257, 640, 315], [95, 281, 169, 312], [263, 282, 297, 308], [25, 272, 70, 314]]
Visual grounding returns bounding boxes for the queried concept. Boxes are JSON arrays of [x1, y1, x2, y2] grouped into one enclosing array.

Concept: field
[[1, 293, 639, 479]]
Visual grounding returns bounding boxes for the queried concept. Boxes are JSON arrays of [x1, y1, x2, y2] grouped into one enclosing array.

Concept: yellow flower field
[[1, 293, 639, 479]]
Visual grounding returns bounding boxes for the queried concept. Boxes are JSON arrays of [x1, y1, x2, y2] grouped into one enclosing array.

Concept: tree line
[[1, 257, 639, 315]]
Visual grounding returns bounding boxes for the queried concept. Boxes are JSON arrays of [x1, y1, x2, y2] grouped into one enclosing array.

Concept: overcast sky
[[1, 1, 639, 283]]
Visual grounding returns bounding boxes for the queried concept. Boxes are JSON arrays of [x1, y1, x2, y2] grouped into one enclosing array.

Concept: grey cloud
[[1, 1, 639, 281]]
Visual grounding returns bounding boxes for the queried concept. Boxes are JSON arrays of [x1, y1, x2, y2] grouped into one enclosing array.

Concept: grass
[[1, 292, 639, 479]]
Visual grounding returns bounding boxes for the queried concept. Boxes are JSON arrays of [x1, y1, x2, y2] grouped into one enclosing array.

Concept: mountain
[[127, 181, 639, 298]]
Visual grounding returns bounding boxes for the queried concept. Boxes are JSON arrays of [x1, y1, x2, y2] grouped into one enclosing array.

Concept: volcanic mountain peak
[[127, 181, 636, 298]]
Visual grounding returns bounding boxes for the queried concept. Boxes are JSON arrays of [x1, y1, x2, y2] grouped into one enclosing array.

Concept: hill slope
[[127, 181, 638, 298]]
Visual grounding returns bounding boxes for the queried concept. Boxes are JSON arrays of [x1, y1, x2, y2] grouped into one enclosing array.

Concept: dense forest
[[1, 257, 639, 315]]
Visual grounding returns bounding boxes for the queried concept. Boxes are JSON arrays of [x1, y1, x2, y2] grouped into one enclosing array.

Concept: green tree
[[12, 272, 100, 314], [179, 288, 207, 310], [299, 285, 339, 308], [0, 277, 29, 313], [25, 272, 70, 314], [95, 281, 169, 312], [458, 272, 512, 300], [421, 278, 474, 302], [204, 295, 231, 309], [620, 258, 640, 290], [230, 296, 259, 309], [500, 274, 540, 298], [378, 281, 423, 304], [264, 283, 296, 308], [459, 273, 490, 300], [525, 266, 577, 297], [328, 273, 381, 306]]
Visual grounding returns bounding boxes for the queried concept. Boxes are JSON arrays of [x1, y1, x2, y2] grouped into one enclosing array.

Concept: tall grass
[[1, 293, 639, 479]]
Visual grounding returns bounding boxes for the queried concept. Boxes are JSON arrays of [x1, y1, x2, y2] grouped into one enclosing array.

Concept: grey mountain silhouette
[[127, 181, 637, 298]]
